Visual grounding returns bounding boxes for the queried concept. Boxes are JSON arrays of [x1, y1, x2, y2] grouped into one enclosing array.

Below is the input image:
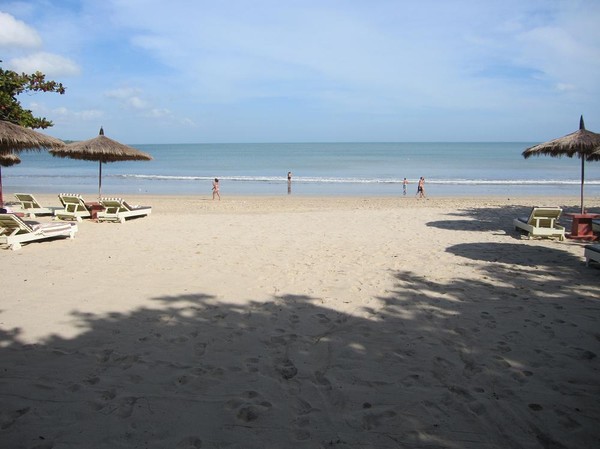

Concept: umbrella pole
[[580, 157, 585, 214], [0, 165, 3, 209], [98, 161, 102, 201]]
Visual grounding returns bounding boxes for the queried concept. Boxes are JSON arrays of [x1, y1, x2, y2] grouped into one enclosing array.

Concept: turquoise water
[[4, 142, 600, 197]]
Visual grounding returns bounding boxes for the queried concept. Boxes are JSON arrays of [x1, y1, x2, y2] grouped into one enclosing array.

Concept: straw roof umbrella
[[49, 127, 152, 199], [0, 119, 65, 208], [0, 153, 21, 209], [523, 116, 600, 214], [0, 119, 65, 153]]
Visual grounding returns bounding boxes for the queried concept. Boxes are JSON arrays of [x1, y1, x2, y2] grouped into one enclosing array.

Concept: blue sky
[[1, 0, 599, 144]]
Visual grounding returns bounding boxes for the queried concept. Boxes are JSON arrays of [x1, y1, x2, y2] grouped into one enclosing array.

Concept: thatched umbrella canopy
[[49, 127, 152, 199], [1, 120, 64, 208], [0, 152, 21, 167], [523, 116, 600, 214], [0, 153, 22, 208], [0, 120, 65, 153]]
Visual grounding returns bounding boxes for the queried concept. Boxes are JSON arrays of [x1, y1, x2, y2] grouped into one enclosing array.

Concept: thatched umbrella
[[0, 120, 65, 154], [523, 116, 600, 214], [0, 153, 21, 209], [49, 127, 152, 199], [1, 120, 65, 208]]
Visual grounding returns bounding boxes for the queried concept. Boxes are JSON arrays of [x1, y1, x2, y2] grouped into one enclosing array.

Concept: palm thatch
[[0, 153, 21, 167], [522, 116, 600, 213], [49, 127, 152, 162], [523, 116, 600, 160], [49, 127, 152, 199], [0, 120, 65, 153]]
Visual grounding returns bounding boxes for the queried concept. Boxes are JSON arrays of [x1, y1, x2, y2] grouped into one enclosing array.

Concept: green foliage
[[0, 62, 66, 129]]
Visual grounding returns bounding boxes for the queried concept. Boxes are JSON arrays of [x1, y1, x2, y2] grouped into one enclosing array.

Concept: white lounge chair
[[584, 244, 600, 267], [54, 193, 92, 222], [14, 193, 56, 217], [513, 206, 565, 241], [96, 198, 152, 223], [0, 213, 78, 250]]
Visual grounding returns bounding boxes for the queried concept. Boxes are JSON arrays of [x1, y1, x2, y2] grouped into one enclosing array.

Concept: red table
[[566, 213, 600, 240], [85, 202, 104, 220]]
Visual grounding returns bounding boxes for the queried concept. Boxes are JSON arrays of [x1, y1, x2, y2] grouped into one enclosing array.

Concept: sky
[[1, 0, 600, 144]]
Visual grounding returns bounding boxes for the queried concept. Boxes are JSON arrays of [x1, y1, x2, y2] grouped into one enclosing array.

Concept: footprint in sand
[[228, 391, 273, 423], [244, 357, 260, 373], [194, 342, 207, 356], [313, 370, 332, 388], [83, 376, 100, 385], [275, 357, 298, 380], [313, 313, 331, 324], [361, 409, 397, 430], [168, 336, 189, 344], [270, 333, 298, 346], [175, 436, 203, 448], [495, 341, 512, 354], [0, 407, 30, 430], [116, 397, 139, 418]]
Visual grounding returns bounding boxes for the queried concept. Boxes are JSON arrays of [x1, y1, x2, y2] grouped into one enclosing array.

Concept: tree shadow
[[1, 271, 599, 448], [447, 241, 582, 267], [426, 204, 589, 240]]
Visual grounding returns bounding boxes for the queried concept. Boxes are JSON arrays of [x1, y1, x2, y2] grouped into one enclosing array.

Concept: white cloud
[[29, 102, 103, 120], [0, 11, 42, 48], [146, 108, 171, 118], [5, 0, 600, 142], [8, 52, 80, 76], [127, 96, 148, 110], [105, 87, 150, 111], [556, 83, 576, 92], [105, 87, 142, 100]]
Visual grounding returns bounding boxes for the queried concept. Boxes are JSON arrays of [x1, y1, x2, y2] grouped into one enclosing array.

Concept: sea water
[[4, 142, 600, 197]]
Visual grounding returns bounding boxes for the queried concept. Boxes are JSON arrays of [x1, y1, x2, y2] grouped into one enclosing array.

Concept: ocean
[[4, 142, 600, 197]]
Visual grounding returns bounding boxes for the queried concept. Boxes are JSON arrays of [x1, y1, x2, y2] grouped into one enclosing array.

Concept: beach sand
[[1, 194, 599, 448]]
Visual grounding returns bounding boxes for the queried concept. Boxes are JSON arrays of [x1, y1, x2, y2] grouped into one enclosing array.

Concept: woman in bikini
[[212, 178, 220, 200]]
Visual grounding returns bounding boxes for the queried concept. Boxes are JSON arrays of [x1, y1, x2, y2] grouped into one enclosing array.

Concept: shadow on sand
[[1, 205, 599, 448]]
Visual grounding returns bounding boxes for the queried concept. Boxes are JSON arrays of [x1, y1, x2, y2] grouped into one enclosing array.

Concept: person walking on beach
[[402, 178, 408, 196], [287, 171, 292, 183], [212, 178, 220, 200], [416, 177, 425, 198]]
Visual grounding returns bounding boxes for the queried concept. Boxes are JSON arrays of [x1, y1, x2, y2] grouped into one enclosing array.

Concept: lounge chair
[[54, 193, 92, 222], [513, 206, 565, 241], [592, 219, 600, 234], [14, 193, 56, 217], [584, 244, 600, 267], [0, 213, 78, 250], [96, 198, 152, 223]]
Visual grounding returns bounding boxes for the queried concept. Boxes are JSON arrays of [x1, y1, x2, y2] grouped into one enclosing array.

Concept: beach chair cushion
[[0, 213, 78, 250], [97, 198, 152, 223], [513, 206, 565, 240], [584, 244, 600, 267]]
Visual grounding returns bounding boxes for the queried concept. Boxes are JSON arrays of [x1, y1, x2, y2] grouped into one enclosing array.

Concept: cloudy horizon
[[1, 0, 599, 144]]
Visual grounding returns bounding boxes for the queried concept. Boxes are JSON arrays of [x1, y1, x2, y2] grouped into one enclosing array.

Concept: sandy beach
[[1, 193, 599, 448]]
